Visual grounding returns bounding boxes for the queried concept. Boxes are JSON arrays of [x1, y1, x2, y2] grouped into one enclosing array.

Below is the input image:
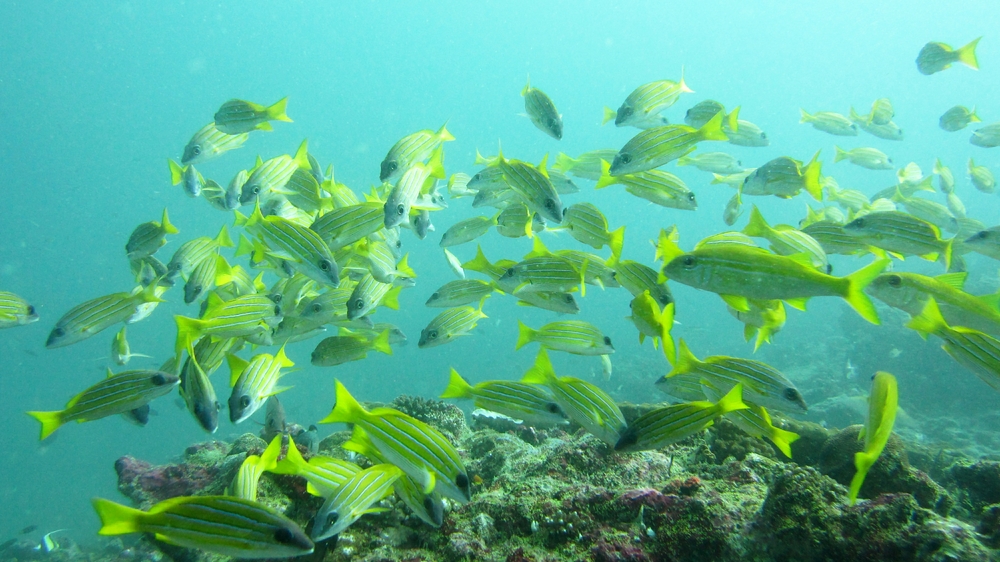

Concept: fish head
[[229, 389, 256, 424], [347, 294, 369, 320], [316, 258, 341, 287], [184, 281, 204, 305], [615, 103, 634, 126], [383, 198, 409, 229], [842, 216, 871, 237], [865, 273, 921, 312], [380, 159, 400, 183], [45, 324, 74, 349], [454, 472, 472, 502], [965, 229, 997, 246], [782, 386, 808, 413], [182, 142, 204, 165], [609, 151, 634, 176], [423, 495, 445, 527], [545, 115, 564, 140], [192, 396, 221, 433], [541, 196, 564, 223], [239, 179, 263, 205], [272, 521, 315, 555], [417, 326, 439, 348]]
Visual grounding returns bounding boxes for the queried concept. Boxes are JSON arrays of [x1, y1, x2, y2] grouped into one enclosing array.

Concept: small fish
[[939, 105, 981, 132], [310, 329, 392, 367], [933, 158, 956, 193], [866, 271, 1000, 337], [380, 123, 455, 183], [607, 72, 693, 129], [262, 395, 286, 441], [968, 158, 995, 193], [609, 258, 673, 307], [92, 495, 313, 558], [843, 211, 953, 267], [725, 119, 769, 147], [184, 254, 228, 305], [228, 346, 295, 424], [495, 152, 563, 223], [213, 97, 292, 135], [497, 255, 585, 295], [320, 380, 471, 503], [418, 299, 488, 348], [126, 209, 179, 260], [182, 123, 249, 165], [516, 320, 613, 356], [272, 435, 361, 497], [890, 193, 958, 232], [439, 213, 499, 247], [676, 152, 743, 174], [848, 107, 904, 141], [521, 349, 626, 446], [834, 146, 893, 170], [551, 149, 619, 181], [848, 371, 898, 505], [111, 326, 149, 366], [521, 77, 562, 140], [658, 340, 806, 413], [0, 291, 39, 328], [346, 273, 401, 320], [174, 293, 282, 353], [626, 292, 675, 362], [46, 284, 165, 349], [229, 435, 283, 501], [179, 347, 221, 433], [742, 206, 829, 271], [168, 159, 205, 197], [461, 245, 516, 282], [441, 368, 567, 426], [239, 201, 340, 287], [310, 463, 402, 541], [727, 298, 786, 351], [615, 384, 747, 452], [609, 110, 731, 176], [723, 190, 743, 226], [309, 202, 385, 249], [658, 236, 887, 324], [799, 109, 858, 136], [33, 530, 66, 553], [166, 225, 234, 282], [557, 202, 625, 258], [596, 160, 697, 210], [27, 369, 179, 439], [425, 279, 495, 308], [684, 100, 738, 130], [908, 298, 1000, 393], [239, 145, 310, 204], [741, 153, 822, 200], [970, 122, 1000, 148], [496, 203, 544, 239], [965, 226, 1000, 261], [384, 154, 442, 228], [916, 37, 981, 75]]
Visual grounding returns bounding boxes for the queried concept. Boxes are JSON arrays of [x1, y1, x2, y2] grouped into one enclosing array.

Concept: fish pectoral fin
[[783, 297, 809, 311], [267, 386, 294, 396], [720, 294, 749, 312]]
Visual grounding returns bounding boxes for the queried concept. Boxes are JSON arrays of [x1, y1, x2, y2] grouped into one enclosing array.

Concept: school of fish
[[4, 37, 998, 555]]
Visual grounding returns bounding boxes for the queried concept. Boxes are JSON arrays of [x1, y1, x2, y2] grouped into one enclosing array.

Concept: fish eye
[[603, 336, 612, 346], [736, 160, 742, 166], [472, 173, 481, 181], [430, 292, 439, 300], [687, 193, 696, 201], [620, 106, 633, 118], [194, 402, 204, 415], [191, 146, 202, 156], [659, 295, 672, 305], [546, 402, 560, 413], [319, 260, 332, 271], [395, 240, 402, 249], [240, 395, 251, 408], [563, 295, 574, 303], [251, 185, 260, 195], [151, 374, 167, 385], [544, 199, 556, 211], [825, 264, 833, 274], [388, 162, 397, 173], [887, 274, 902, 287], [975, 231, 988, 239], [428, 329, 438, 339], [783, 388, 802, 403], [887, 158, 894, 164], [617, 153, 632, 165], [273, 305, 282, 316], [760, 133, 767, 139], [312, 303, 323, 313], [214, 401, 221, 411], [273, 527, 294, 544], [456, 473, 470, 489], [501, 269, 514, 278], [26, 305, 35, 315], [680, 255, 697, 269], [851, 218, 865, 229], [352, 298, 365, 310], [51, 327, 65, 338], [270, 294, 282, 304]]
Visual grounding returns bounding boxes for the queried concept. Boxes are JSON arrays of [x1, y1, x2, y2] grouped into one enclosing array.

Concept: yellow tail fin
[[843, 259, 889, 325], [267, 97, 293, 123], [956, 37, 981, 70], [440, 368, 475, 399], [27, 411, 63, 440], [318, 380, 369, 424], [697, 110, 728, 142], [92, 498, 144, 535]]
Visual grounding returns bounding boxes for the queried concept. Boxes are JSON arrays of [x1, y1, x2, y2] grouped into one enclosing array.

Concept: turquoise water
[[1, 0, 998, 544]]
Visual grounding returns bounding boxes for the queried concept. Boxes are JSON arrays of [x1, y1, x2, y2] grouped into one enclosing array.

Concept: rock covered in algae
[[819, 424, 953, 515], [948, 459, 1000, 517], [81, 396, 998, 562]]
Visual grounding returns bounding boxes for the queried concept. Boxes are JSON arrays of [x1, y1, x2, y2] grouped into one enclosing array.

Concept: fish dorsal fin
[[934, 272, 967, 290]]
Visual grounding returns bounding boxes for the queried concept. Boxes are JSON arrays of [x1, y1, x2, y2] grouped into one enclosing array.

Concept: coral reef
[[7, 396, 999, 562]]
